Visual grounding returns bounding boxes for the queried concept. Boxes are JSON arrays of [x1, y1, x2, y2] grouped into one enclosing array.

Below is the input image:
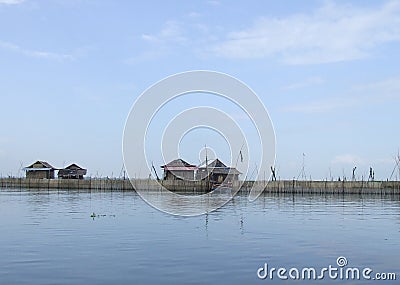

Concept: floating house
[[58, 163, 87, 179], [23, 161, 56, 179], [196, 158, 241, 183], [161, 159, 197, 181]]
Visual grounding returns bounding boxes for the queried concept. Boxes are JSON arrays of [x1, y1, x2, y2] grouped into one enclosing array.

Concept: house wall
[[26, 170, 54, 179], [196, 169, 208, 180], [211, 173, 227, 183], [197, 170, 239, 182], [58, 170, 86, 179], [226, 174, 239, 181], [164, 170, 195, 180]]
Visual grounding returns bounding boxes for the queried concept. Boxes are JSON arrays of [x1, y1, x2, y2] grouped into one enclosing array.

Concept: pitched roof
[[209, 168, 242, 175], [24, 160, 56, 170], [198, 158, 242, 174], [161, 159, 196, 168], [58, 165, 87, 176], [64, 163, 86, 170], [198, 158, 227, 168]]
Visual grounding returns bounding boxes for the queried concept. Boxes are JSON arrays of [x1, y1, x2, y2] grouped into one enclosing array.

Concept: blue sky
[[1, 0, 400, 180]]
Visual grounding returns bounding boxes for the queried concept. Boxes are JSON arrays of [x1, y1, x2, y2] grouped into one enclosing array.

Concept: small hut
[[24, 161, 56, 179], [161, 159, 197, 181], [196, 158, 241, 183], [58, 163, 87, 179]]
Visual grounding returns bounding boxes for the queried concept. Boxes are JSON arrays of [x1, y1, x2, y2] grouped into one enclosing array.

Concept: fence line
[[1, 178, 400, 195]]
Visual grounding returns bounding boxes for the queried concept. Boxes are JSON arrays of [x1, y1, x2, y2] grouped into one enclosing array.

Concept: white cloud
[[0, 41, 74, 61], [125, 49, 166, 64], [282, 76, 324, 91], [207, 0, 220, 6], [0, 0, 24, 4], [141, 20, 186, 45], [352, 77, 400, 101], [283, 76, 400, 113], [187, 12, 201, 18], [135, 21, 189, 62], [377, 157, 395, 164], [283, 99, 344, 113], [212, 1, 400, 64]]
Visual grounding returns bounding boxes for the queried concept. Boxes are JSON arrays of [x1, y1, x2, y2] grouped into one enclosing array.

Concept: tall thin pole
[[235, 141, 245, 168], [297, 153, 306, 180], [205, 145, 210, 190]]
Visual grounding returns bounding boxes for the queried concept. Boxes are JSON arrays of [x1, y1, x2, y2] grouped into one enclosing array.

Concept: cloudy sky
[[1, 0, 400, 180]]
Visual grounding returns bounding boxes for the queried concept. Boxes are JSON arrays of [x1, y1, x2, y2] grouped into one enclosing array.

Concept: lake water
[[0, 188, 399, 284]]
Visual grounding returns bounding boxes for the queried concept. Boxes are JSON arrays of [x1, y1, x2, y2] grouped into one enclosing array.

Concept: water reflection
[[0, 188, 399, 285]]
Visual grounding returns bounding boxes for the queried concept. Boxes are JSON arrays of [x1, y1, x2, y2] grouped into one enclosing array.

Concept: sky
[[1, 0, 400, 180]]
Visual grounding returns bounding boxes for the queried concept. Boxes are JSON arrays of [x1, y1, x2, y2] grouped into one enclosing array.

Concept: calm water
[[0, 188, 399, 284]]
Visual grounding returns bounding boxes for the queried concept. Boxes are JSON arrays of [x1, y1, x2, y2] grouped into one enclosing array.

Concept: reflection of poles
[[205, 145, 210, 190], [204, 212, 209, 238], [240, 213, 244, 235]]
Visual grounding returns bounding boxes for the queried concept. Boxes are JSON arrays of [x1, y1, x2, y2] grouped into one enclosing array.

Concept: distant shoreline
[[1, 178, 400, 195]]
